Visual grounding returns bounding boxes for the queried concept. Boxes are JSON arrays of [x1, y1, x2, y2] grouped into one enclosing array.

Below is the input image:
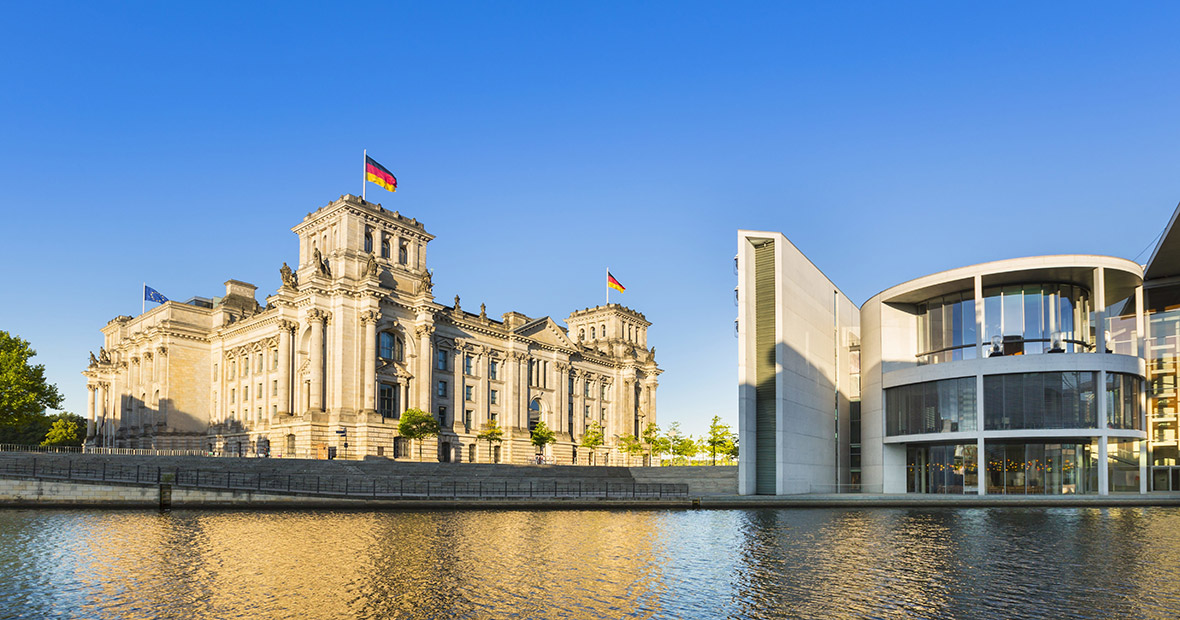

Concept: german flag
[[365, 155, 397, 192], [607, 272, 626, 293]]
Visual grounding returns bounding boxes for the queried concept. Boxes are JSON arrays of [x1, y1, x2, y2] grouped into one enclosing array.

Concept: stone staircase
[[0, 452, 734, 498]]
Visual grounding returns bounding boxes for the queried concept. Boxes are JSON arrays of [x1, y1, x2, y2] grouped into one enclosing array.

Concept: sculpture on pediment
[[98, 347, 111, 364], [88, 352, 98, 367], [421, 270, 434, 294], [454, 295, 461, 313], [479, 303, 487, 321], [279, 262, 298, 289], [364, 255, 378, 277]]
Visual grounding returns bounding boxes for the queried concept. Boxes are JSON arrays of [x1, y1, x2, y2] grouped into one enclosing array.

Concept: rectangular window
[[490, 411, 498, 422], [257, 355, 263, 373], [272, 350, 279, 370], [257, 383, 262, 399], [464, 355, 473, 375], [438, 406, 447, 424], [230, 388, 235, 404], [214, 363, 219, 378], [272, 404, 277, 415], [601, 384, 607, 400], [585, 381, 592, 398], [490, 389, 498, 405], [272, 380, 278, 396], [489, 360, 498, 380], [436, 350, 447, 371], [464, 410, 473, 433], [244, 386, 249, 401], [242, 360, 248, 377], [437, 380, 447, 397], [584, 405, 591, 417], [465, 385, 473, 401], [379, 383, 395, 418]]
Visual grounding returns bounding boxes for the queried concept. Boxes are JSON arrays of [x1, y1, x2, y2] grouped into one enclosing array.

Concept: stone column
[[452, 342, 464, 432], [361, 311, 379, 413], [308, 309, 326, 412], [644, 378, 658, 426], [86, 385, 96, 440], [97, 382, 108, 447], [277, 321, 293, 416], [415, 324, 434, 412]]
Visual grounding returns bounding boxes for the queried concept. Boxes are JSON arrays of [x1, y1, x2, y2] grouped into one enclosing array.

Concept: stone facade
[[82, 194, 661, 463]]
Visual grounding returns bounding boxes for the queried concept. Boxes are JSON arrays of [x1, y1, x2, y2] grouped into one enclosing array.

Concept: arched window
[[590, 327, 596, 339], [528, 398, 542, 432], [601, 323, 606, 338], [364, 230, 373, 253], [379, 332, 404, 362], [381, 238, 390, 259], [398, 240, 408, 264], [579, 328, 585, 341]]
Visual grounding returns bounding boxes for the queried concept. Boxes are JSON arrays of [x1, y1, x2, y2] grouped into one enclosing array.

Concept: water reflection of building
[[80, 194, 660, 463], [738, 202, 1180, 495]]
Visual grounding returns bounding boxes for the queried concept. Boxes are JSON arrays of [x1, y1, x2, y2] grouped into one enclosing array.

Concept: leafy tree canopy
[[398, 408, 440, 459], [580, 421, 604, 450], [706, 415, 736, 465], [42, 417, 80, 446], [0, 331, 62, 423], [530, 420, 556, 451], [476, 420, 503, 445]]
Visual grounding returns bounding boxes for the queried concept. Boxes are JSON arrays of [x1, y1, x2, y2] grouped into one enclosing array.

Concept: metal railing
[[0, 457, 690, 501], [0, 444, 212, 457]]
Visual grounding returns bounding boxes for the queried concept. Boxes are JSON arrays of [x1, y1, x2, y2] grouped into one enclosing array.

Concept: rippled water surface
[[1, 507, 1179, 619]]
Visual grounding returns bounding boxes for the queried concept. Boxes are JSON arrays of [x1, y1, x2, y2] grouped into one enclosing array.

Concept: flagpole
[[606, 267, 610, 306], [362, 149, 367, 202], [142, 282, 146, 315]]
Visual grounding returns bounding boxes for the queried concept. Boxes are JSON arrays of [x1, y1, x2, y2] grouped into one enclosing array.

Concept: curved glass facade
[[885, 377, 976, 436], [1106, 373, 1143, 430], [983, 372, 1098, 430], [916, 292, 977, 364], [985, 442, 1099, 494], [917, 283, 1093, 364]]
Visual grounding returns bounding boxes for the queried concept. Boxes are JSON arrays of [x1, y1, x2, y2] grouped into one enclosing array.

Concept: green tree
[[706, 415, 736, 465], [42, 416, 79, 446], [618, 433, 644, 466], [580, 421, 605, 465], [664, 422, 698, 465], [397, 408, 440, 460], [642, 421, 669, 464], [476, 420, 503, 461], [530, 420, 556, 457], [672, 434, 700, 463], [0, 331, 62, 423]]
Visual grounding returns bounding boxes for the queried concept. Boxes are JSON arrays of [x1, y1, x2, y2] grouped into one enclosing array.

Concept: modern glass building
[[737, 204, 1180, 495]]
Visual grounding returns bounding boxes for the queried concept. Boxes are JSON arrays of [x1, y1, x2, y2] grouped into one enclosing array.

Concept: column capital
[[306, 308, 328, 322], [360, 310, 381, 325], [277, 319, 298, 331]]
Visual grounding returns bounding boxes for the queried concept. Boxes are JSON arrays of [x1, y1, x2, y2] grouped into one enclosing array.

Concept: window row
[[227, 380, 280, 404], [217, 351, 280, 379], [886, 371, 1143, 435], [364, 228, 411, 265], [916, 283, 1096, 364]]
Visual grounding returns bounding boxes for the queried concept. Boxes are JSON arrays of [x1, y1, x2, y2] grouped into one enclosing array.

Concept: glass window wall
[[984, 441, 1099, 494], [906, 443, 978, 493], [916, 292, 976, 364], [983, 372, 1098, 430], [885, 377, 976, 436], [1106, 372, 1142, 430], [918, 284, 1093, 364], [1109, 439, 1142, 492], [982, 284, 1092, 357]]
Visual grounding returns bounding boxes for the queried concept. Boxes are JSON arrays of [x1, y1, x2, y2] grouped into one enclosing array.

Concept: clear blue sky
[[2, 2, 1179, 437]]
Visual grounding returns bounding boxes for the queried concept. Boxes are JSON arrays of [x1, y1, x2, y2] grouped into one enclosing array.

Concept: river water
[[1, 507, 1178, 619]]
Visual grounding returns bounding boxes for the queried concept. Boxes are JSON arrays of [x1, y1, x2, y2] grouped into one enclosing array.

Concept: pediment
[[513, 317, 577, 350]]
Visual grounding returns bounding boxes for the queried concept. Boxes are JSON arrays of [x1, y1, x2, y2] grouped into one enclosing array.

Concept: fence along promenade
[[0, 450, 691, 501]]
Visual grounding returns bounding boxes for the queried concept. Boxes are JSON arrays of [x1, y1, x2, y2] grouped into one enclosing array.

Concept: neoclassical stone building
[[82, 194, 661, 463]]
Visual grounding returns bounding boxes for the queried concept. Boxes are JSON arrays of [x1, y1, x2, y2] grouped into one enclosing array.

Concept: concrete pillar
[[362, 311, 378, 413], [1094, 267, 1107, 354], [976, 436, 986, 496], [308, 310, 325, 412], [277, 321, 292, 416]]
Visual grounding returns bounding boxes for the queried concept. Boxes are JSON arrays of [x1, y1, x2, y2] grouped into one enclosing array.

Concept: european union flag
[[144, 285, 169, 304]]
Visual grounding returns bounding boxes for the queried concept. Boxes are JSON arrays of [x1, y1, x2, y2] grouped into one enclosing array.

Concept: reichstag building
[[81, 194, 661, 463]]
